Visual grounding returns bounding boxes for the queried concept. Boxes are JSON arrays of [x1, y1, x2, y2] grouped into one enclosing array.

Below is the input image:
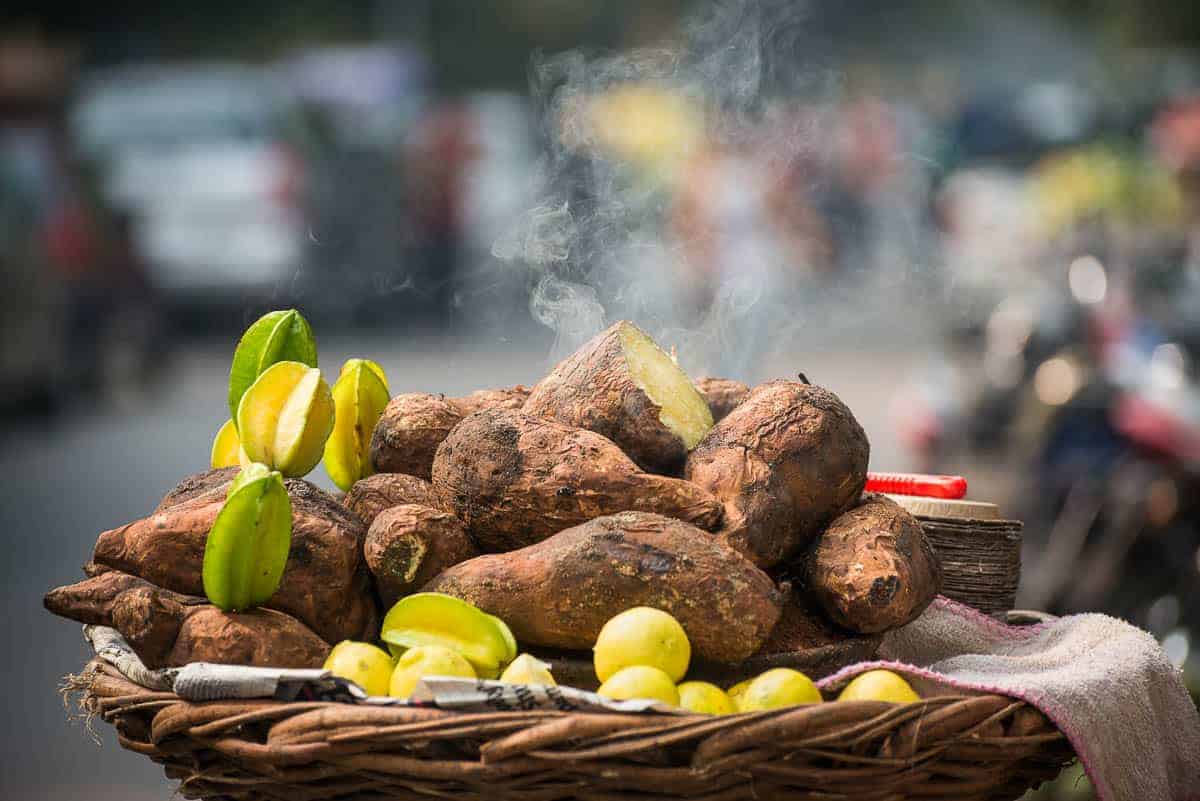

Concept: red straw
[[866, 472, 968, 499]]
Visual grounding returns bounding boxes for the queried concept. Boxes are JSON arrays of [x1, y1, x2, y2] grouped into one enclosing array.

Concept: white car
[[71, 65, 308, 299]]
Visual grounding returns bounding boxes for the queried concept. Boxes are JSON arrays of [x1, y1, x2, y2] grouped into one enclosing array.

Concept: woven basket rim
[[72, 658, 1076, 801]]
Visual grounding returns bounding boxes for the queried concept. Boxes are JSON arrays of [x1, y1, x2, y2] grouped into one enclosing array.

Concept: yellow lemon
[[388, 644, 475, 698], [596, 665, 680, 705], [727, 678, 752, 710], [836, 670, 920, 704], [593, 607, 691, 683], [738, 668, 822, 711], [677, 681, 735, 715], [499, 653, 556, 686], [237, 361, 335, 477], [210, 419, 242, 468], [323, 641, 394, 696]]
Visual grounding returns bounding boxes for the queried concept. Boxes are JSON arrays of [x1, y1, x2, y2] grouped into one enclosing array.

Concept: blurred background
[[3, 0, 1199, 798]]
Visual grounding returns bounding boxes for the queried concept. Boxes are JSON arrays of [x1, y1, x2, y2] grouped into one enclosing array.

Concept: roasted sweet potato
[[424, 511, 781, 663], [155, 467, 239, 512], [685, 380, 869, 568], [110, 586, 329, 669], [450, 385, 531, 417], [694, 377, 750, 421], [432, 409, 723, 551], [369, 393, 461, 480], [370, 387, 534, 480], [364, 504, 478, 607], [522, 321, 713, 474], [90, 479, 377, 644], [806, 494, 942, 633], [44, 571, 189, 625], [343, 473, 443, 528]]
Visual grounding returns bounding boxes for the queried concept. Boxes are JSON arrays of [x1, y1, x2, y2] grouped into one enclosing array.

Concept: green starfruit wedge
[[323, 358, 392, 491], [381, 593, 517, 676], [237, 361, 335, 477], [227, 461, 272, 497], [202, 465, 292, 611], [228, 309, 318, 422]]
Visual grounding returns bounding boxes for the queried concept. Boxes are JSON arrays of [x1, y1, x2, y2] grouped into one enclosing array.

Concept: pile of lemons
[[321, 599, 920, 712], [590, 607, 920, 712]]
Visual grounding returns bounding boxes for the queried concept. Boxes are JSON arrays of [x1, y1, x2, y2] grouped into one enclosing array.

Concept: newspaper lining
[[83, 625, 680, 714]]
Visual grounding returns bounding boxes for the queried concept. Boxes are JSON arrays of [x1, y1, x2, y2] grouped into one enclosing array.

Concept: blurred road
[[1, 334, 921, 800]]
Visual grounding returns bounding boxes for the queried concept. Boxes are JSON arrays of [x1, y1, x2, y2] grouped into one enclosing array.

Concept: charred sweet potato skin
[[364, 504, 478, 607], [522, 323, 691, 474], [424, 511, 780, 663], [695, 377, 750, 422], [343, 473, 443, 528], [807, 494, 941, 633], [432, 409, 723, 552], [369, 393, 462, 480], [685, 380, 869, 569], [90, 480, 376, 644], [110, 586, 329, 669]]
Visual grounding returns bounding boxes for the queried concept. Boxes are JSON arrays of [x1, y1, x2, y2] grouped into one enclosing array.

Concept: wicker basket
[[72, 659, 1075, 801]]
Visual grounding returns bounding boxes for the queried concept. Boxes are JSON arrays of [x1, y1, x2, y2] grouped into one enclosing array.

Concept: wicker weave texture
[[75, 661, 1075, 801]]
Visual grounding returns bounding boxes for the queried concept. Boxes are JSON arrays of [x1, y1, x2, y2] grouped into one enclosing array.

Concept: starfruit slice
[[202, 465, 292, 611], [228, 309, 318, 422], [237, 361, 335, 478], [323, 359, 391, 491], [381, 593, 517, 676], [210, 419, 242, 468]]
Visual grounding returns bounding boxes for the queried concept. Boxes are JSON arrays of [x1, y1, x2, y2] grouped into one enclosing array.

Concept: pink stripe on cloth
[[815, 597, 1200, 801]]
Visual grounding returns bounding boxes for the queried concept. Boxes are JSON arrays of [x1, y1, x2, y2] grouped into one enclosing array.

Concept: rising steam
[[489, 0, 916, 375]]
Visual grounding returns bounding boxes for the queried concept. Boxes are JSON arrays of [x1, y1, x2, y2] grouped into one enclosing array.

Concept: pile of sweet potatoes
[[46, 319, 941, 672]]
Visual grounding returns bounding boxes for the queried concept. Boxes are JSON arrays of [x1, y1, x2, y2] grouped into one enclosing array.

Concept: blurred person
[[404, 102, 480, 327]]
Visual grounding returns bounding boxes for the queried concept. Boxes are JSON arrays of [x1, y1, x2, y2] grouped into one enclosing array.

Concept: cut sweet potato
[[431, 409, 723, 551], [342, 473, 443, 528], [522, 321, 713, 474], [424, 511, 781, 663], [806, 494, 942, 633], [91, 479, 377, 644], [685, 380, 869, 568], [694, 377, 750, 422], [364, 504, 478, 607]]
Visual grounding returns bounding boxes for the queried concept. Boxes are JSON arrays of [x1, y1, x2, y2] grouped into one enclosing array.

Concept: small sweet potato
[[155, 467, 239, 512], [450, 385, 531, 417], [424, 511, 781, 663], [110, 586, 329, 669], [807, 494, 942, 633], [369, 393, 463, 479], [522, 321, 713, 474], [432, 409, 723, 552], [91, 479, 377, 644], [365, 504, 478, 607], [685, 380, 869, 568], [44, 571, 196, 625], [343, 473, 443, 528], [370, 387, 533, 480], [694, 377, 750, 422]]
